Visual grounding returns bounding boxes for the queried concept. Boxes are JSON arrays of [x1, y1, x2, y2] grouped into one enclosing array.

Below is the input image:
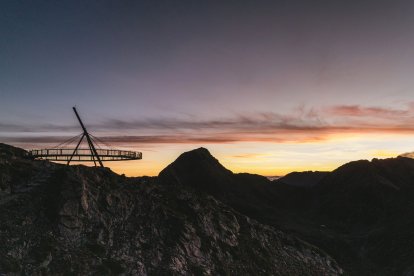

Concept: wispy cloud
[[325, 105, 411, 118], [231, 153, 268, 159], [0, 123, 77, 133], [2, 103, 414, 147]]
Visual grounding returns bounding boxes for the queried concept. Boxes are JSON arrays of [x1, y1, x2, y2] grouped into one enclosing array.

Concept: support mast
[[68, 107, 104, 167]]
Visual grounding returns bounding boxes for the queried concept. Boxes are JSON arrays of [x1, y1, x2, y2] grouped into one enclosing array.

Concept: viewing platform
[[26, 107, 143, 167], [28, 148, 142, 162]]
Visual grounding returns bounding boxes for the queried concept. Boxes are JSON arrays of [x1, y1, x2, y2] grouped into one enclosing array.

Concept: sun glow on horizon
[[76, 132, 414, 177]]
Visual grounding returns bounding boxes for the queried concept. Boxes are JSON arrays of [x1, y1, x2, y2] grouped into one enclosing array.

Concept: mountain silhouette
[[316, 157, 414, 224], [3, 143, 414, 275], [158, 148, 289, 220], [159, 147, 414, 275], [276, 171, 329, 187], [0, 144, 341, 275], [311, 157, 414, 274]]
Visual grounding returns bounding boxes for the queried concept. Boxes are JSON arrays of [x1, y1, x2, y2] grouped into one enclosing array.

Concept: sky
[[1, 0, 414, 176]]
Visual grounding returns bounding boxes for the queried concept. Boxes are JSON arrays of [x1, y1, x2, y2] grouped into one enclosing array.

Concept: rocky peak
[[158, 147, 235, 193]]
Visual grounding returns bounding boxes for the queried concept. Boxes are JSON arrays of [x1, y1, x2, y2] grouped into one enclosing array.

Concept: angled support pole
[[72, 107, 104, 167], [67, 133, 85, 165], [87, 139, 97, 167]]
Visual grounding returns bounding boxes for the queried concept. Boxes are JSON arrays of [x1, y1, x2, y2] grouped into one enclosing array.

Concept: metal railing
[[28, 148, 142, 162]]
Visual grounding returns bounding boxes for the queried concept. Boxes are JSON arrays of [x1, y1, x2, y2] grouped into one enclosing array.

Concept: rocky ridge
[[159, 147, 414, 275], [0, 144, 342, 275]]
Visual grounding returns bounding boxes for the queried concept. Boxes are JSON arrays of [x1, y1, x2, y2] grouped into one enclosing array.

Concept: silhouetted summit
[[159, 147, 234, 191], [158, 147, 281, 216]]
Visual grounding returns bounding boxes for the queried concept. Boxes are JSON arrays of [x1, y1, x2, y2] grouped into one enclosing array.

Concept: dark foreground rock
[[0, 144, 342, 275]]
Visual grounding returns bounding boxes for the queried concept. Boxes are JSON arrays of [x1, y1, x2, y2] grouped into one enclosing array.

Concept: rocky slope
[[0, 144, 342, 275], [159, 147, 414, 275]]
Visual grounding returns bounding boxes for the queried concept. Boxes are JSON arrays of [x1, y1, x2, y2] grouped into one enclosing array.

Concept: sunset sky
[[2, 0, 414, 176]]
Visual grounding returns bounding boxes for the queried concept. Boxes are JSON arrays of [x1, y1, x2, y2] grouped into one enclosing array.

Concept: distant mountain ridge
[[398, 151, 414, 158], [159, 147, 414, 275], [275, 171, 329, 187]]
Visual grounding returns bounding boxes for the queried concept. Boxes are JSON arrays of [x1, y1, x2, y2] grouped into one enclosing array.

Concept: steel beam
[[67, 133, 85, 165], [72, 107, 104, 167]]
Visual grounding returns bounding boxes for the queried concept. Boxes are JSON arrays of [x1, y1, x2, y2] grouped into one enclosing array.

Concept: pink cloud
[[325, 105, 410, 117], [3, 103, 414, 148]]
